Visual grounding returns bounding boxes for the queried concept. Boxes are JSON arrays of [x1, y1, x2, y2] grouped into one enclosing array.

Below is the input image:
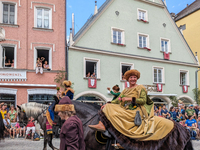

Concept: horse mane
[[20, 102, 49, 119]]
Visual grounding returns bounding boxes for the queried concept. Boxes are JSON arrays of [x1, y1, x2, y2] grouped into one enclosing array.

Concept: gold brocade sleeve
[[136, 88, 147, 105]]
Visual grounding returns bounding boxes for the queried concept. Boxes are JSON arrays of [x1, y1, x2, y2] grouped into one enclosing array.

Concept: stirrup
[[111, 140, 124, 149]]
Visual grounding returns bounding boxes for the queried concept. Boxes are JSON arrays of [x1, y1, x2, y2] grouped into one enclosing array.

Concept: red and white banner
[[164, 52, 170, 60], [157, 84, 162, 92], [125, 82, 130, 88], [88, 78, 97, 88], [183, 85, 188, 93]]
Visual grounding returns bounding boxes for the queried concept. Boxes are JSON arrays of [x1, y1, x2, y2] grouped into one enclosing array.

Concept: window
[[153, 67, 164, 83], [35, 7, 52, 29], [0, 94, 16, 106], [160, 38, 171, 53], [34, 47, 52, 70], [180, 70, 189, 85], [138, 33, 149, 49], [120, 62, 134, 80], [84, 58, 100, 78], [137, 8, 148, 21], [2, 46, 15, 68], [111, 28, 125, 45], [2, 3, 15, 24], [29, 94, 55, 104]]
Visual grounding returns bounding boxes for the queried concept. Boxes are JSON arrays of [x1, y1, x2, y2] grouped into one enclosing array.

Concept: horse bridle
[[83, 114, 98, 126]]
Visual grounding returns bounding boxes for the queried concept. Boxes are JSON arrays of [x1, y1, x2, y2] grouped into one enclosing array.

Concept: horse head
[[17, 105, 28, 127]]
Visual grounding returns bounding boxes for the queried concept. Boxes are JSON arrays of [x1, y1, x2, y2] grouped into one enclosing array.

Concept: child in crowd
[[107, 85, 121, 101], [179, 118, 186, 127], [25, 116, 35, 140], [15, 122, 22, 138], [3, 114, 11, 137]]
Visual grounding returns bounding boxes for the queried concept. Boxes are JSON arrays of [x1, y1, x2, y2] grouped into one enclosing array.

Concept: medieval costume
[[89, 69, 191, 150], [62, 80, 74, 100], [55, 96, 85, 150]]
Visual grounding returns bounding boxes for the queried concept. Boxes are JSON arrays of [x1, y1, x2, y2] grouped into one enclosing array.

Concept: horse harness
[[83, 114, 98, 126]]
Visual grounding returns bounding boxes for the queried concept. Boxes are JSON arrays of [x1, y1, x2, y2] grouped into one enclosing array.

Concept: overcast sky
[[66, 0, 195, 38]]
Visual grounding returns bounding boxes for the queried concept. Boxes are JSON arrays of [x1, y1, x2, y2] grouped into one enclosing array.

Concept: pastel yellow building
[[175, 0, 200, 87]]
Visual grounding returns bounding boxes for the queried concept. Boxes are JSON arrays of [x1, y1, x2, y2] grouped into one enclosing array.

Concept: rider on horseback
[[89, 69, 192, 150]]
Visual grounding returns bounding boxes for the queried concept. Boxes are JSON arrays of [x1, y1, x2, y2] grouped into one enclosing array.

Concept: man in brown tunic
[[55, 96, 85, 150]]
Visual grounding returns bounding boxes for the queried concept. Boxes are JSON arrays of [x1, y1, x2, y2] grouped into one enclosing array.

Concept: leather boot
[[88, 121, 106, 132]]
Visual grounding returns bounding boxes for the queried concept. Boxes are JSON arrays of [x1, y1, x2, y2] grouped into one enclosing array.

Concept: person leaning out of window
[[36, 57, 45, 74]]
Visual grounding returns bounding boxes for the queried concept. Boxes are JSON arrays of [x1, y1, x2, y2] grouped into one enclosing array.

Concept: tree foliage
[[54, 68, 67, 89], [169, 96, 178, 107], [192, 88, 200, 104]]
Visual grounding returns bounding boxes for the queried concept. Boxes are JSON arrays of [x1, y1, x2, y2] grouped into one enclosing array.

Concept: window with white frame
[[137, 9, 148, 21], [180, 70, 189, 85], [2, 46, 15, 68], [121, 63, 134, 80], [84, 58, 100, 78], [138, 33, 149, 48], [154, 67, 163, 83], [35, 7, 52, 29], [112, 28, 125, 44], [161, 38, 170, 53], [2, 3, 16, 24]]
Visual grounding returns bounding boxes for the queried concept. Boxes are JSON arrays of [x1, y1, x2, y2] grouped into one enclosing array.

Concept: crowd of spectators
[[0, 102, 36, 140], [154, 100, 200, 140]]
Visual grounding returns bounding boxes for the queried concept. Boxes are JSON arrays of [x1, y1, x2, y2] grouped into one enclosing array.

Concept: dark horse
[[17, 99, 114, 150]]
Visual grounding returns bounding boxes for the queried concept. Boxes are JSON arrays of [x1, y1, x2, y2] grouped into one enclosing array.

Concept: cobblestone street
[[0, 138, 200, 150]]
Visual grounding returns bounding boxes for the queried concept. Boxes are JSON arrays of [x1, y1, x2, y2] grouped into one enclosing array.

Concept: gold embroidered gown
[[102, 85, 174, 141]]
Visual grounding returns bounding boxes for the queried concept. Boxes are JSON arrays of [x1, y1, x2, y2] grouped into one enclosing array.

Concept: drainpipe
[[195, 68, 200, 104], [65, 0, 68, 80]]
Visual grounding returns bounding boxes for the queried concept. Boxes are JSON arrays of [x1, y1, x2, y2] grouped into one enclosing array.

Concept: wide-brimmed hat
[[63, 80, 72, 87], [54, 96, 74, 112], [124, 69, 140, 81]]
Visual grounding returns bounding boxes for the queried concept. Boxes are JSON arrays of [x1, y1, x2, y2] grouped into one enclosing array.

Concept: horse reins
[[83, 114, 98, 126], [33, 107, 49, 121]]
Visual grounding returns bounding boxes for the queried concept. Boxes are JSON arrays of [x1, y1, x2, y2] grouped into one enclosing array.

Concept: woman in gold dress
[[89, 69, 192, 150]]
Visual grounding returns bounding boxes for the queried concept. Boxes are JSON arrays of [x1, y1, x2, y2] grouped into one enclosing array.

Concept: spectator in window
[[5, 59, 11, 67], [91, 72, 96, 78], [122, 73, 126, 80], [25, 116, 35, 140], [185, 104, 196, 119], [11, 59, 14, 68], [36, 57, 45, 74], [1, 103, 7, 120], [86, 72, 91, 78], [8, 104, 17, 123], [107, 85, 121, 101], [161, 105, 170, 119], [43, 60, 49, 69]]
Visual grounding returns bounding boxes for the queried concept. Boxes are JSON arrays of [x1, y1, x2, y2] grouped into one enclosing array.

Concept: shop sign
[[0, 70, 27, 81]]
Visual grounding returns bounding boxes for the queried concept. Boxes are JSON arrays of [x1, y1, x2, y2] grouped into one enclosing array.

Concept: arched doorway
[[177, 95, 195, 106], [152, 97, 169, 109], [74, 91, 107, 105]]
